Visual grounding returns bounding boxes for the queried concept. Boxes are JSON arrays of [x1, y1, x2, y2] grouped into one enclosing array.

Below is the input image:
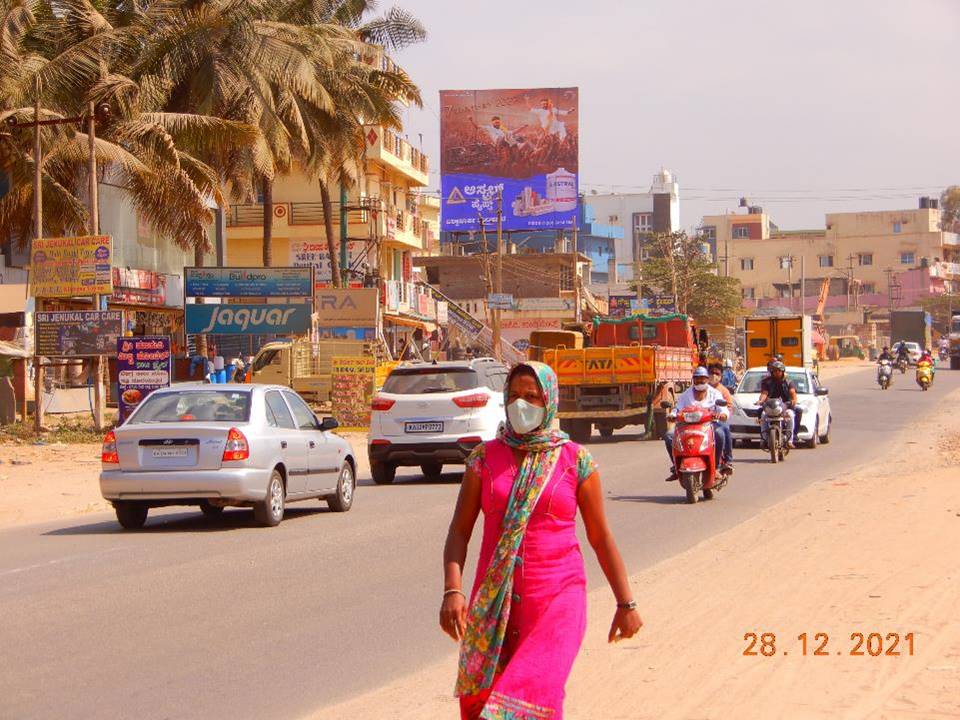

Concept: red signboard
[[111, 267, 167, 306]]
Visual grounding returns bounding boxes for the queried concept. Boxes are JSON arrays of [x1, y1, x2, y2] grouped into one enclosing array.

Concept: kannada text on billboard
[[440, 87, 579, 233]]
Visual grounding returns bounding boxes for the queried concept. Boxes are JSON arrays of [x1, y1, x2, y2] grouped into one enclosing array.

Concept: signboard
[[440, 87, 579, 232], [652, 294, 676, 312], [436, 301, 449, 325], [184, 303, 311, 335], [500, 317, 562, 347], [289, 241, 364, 284], [515, 297, 575, 312], [316, 327, 376, 341], [331, 356, 376, 431], [421, 284, 483, 337], [116, 336, 171, 423], [30, 235, 112, 297], [608, 293, 636, 318], [184, 267, 313, 298], [487, 293, 515, 310], [35, 310, 122, 357], [111, 267, 168, 306], [315, 288, 379, 328]]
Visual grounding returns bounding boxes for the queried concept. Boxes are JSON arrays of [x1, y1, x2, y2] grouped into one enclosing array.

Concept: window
[[900, 252, 916, 265], [781, 337, 799, 347], [742, 287, 756, 299], [265, 391, 296, 429], [382, 367, 479, 394], [129, 390, 251, 424], [733, 225, 750, 239], [858, 253, 873, 266], [484, 370, 507, 392], [740, 258, 754, 271], [818, 255, 834, 268], [861, 282, 876, 294], [252, 349, 281, 372], [283, 391, 318, 430], [748, 337, 767, 348], [633, 212, 652, 233], [893, 222, 902, 233], [778, 256, 793, 269]]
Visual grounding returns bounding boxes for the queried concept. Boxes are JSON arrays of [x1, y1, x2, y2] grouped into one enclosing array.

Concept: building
[[705, 199, 960, 312], [584, 168, 681, 281]]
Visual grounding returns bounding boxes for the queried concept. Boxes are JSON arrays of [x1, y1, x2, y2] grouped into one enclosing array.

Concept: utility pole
[[800, 255, 806, 315], [493, 190, 503, 362], [87, 101, 104, 431], [339, 183, 349, 285], [32, 87, 43, 433]]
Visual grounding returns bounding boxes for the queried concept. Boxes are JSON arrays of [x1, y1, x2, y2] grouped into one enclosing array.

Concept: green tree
[[940, 185, 960, 233]]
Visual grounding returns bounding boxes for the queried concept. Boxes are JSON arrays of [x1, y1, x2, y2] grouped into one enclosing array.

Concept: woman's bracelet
[[443, 588, 466, 599], [617, 600, 638, 611]]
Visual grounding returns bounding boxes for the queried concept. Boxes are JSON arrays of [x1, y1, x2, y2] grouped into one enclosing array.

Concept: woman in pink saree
[[440, 361, 642, 719]]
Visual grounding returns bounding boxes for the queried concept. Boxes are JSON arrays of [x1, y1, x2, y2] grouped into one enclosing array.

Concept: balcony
[[225, 199, 377, 229], [364, 125, 429, 186]]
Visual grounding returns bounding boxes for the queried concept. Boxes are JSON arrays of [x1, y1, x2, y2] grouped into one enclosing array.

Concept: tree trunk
[[262, 176, 273, 267], [319, 180, 341, 288], [193, 243, 207, 359]]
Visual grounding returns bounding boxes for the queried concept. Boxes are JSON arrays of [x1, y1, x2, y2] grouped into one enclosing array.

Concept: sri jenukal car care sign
[[116, 336, 172, 423]]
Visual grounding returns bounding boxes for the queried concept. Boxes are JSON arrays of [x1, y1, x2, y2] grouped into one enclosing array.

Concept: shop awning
[[384, 314, 437, 333], [0, 340, 29, 358]]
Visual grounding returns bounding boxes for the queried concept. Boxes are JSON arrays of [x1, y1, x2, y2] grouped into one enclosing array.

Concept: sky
[[391, 0, 960, 232]]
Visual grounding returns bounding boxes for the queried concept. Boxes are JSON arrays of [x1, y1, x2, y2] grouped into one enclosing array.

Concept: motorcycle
[[760, 398, 791, 464], [916, 361, 933, 391], [896, 356, 909, 374], [669, 401, 730, 504], [877, 359, 893, 390]]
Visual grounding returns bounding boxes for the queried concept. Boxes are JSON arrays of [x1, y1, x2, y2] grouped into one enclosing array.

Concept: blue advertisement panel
[[185, 303, 311, 335], [116, 336, 171, 423], [184, 267, 313, 298], [440, 87, 578, 233]]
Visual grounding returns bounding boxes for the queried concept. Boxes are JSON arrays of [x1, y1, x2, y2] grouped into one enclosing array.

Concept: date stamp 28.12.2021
[[743, 632, 916, 657]]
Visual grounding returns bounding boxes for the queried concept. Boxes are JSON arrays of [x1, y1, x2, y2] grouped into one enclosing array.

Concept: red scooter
[[669, 402, 730, 504]]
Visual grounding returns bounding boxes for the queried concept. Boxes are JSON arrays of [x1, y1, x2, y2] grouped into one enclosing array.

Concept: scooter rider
[[878, 346, 894, 363], [664, 366, 732, 481], [709, 366, 735, 469], [757, 361, 799, 449], [896, 343, 911, 365]]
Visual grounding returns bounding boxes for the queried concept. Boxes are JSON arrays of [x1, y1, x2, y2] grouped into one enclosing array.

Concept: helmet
[[771, 361, 786, 373], [693, 366, 710, 379]]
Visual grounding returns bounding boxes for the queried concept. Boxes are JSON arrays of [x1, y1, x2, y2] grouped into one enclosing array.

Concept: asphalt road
[[0, 366, 952, 720]]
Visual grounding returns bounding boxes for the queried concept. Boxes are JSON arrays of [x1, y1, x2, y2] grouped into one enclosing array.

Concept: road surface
[[0, 367, 948, 720]]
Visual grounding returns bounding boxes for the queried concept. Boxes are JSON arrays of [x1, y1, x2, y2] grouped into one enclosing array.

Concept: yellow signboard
[[30, 235, 113, 298], [331, 356, 376, 430]]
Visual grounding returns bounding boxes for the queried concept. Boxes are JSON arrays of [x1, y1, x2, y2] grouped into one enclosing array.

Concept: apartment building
[[705, 199, 960, 310]]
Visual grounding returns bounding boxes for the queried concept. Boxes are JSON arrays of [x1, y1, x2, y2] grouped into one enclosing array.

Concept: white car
[[368, 358, 509, 484], [892, 341, 922, 365], [729, 366, 832, 448]]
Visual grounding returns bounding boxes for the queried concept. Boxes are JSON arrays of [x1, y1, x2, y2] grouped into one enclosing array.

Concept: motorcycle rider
[[918, 347, 935, 378], [756, 361, 799, 449], [664, 366, 732, 481], [721, 358, 738, 393], [709, 366, 735, 469], [895, 342, 911, 366], [877, 346, 894, 363]]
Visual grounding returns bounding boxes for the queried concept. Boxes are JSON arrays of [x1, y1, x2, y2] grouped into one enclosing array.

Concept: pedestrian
[[440, 361, 642, 719]]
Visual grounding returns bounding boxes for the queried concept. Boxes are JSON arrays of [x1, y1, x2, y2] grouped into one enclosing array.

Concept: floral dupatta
[[455, 361, 569, 697]]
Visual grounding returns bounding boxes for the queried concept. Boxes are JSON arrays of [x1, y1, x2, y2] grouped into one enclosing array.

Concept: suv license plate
[[152, 447, 188, 458], [405, 421, 443, 433]]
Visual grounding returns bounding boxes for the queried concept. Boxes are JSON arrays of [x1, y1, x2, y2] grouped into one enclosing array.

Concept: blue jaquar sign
[[185, 303, 311, 335]]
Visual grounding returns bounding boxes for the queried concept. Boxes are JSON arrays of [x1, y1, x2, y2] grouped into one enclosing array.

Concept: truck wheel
[[371, 461, 396, 485], [952, 356, 960, 370], [570, 420, 592, 444], [598, 427, 614, 439]]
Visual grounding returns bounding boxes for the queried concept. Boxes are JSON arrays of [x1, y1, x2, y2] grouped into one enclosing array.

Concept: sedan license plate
[[152, 447, 188, 458], [405, 421, 443, 433]]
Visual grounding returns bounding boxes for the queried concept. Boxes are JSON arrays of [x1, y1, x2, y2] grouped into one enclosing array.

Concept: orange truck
[[542, 314, 700, 443]]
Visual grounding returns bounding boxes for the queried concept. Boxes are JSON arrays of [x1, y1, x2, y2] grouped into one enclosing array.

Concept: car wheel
[[327, 462, 355, 512], [115, 502, 148, 530], [420, 462, 443, 481], [371, 461, 396, 485], [805, 419, 819, 449], [199, 501, 225, 518], [254, 469, 285, 526], [819, 415, 831, 444]]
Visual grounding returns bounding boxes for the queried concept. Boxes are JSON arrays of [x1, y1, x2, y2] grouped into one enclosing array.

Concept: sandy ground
[[313, 388, 960, 720]]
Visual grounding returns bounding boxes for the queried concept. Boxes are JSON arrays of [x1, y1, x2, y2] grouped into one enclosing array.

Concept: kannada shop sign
[[184, 267, 313, 298], [440, 87, 579, 232], [116, 336, 171, 422], [289, 240, 364, 284], [184, 303, 311, 335], [35, 311, 123, 357], [330, 356, 376, 430], [30, 235, 112, 297]]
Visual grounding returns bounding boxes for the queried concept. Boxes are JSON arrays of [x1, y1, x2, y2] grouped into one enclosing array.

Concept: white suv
[[368, 358, 509, 484]]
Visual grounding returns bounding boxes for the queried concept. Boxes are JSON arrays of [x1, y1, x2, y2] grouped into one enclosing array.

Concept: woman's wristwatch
[[617, 600, 638, 611]]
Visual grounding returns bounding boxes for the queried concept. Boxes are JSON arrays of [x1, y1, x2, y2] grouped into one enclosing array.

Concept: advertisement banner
[[314, 288, 379, 328], [35, 310, 122, 357], [184, 303, 311, 335], [111, 267, 168, 306], [331, 356, 376, 431], [608, 293, 636, 318], [440, 87, 579, 233], [289, 241, 364, 284], [116, 336, 171, 423], [184, 267, 313, 298], [30, 236, 112, 297]]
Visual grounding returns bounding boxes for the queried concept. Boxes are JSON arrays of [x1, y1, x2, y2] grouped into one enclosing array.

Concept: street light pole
[[87, 101, 105, 431], [32, 88, 43, 432]]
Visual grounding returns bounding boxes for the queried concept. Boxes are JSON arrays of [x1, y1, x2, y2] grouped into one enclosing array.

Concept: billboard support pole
[[493, 190, 503, 362], [88, 101, 105, 431], [33, 86, 44, 433]]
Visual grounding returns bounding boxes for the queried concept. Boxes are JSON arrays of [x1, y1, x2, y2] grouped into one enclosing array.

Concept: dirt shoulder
[[313, 391, 960, 719]]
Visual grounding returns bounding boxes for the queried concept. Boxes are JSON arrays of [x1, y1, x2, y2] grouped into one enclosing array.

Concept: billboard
[[184, 267, 313, 298], [289, 240, 365, 285], [116, 336, 171, 423], [184, 303, 311, 335], [30, 235, 112, 297], [440, 87, 579, 233], [35, 311, 123, 357], [314, 288, 379, 328]]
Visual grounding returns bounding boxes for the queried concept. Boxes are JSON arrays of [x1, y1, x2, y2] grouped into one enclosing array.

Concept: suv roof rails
[[470, 357, 499, 365]]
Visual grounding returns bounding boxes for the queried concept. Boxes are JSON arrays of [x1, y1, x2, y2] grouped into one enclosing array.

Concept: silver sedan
[[100, 384, 357, 529]]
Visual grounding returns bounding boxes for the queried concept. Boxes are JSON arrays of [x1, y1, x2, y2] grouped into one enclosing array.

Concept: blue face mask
[[507, 398, 546, 434]]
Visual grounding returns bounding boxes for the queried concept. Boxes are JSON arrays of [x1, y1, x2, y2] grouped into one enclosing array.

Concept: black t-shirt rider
[[759, 374, 796, 404]]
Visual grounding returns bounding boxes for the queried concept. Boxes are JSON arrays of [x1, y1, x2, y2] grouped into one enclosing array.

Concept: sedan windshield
[[128, 390, 252, 423], [382, 368, 479, 394], [738, 371, 810, 394]]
